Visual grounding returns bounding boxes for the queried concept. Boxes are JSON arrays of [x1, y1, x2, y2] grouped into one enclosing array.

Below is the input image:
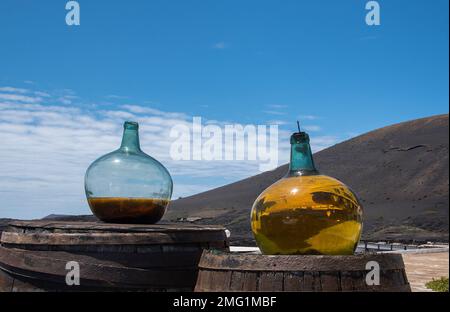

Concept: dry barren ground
[[402, 251, 449, 292]]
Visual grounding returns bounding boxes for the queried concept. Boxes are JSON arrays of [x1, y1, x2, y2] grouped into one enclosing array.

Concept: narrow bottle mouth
[[291, 131, 309, 144], [124, 121, 139, 130]]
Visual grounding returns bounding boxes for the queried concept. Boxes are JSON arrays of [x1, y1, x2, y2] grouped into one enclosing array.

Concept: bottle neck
[[120, 122, 141, 152], [287, 134, 318, 176]]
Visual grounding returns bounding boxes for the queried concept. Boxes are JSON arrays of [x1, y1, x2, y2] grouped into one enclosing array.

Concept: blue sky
[[0, 0, 448, 219]]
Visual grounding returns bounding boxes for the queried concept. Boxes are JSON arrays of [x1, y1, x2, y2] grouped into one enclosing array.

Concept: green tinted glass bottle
[[85, 121, 173, 224], [251, 128, 363, 255]]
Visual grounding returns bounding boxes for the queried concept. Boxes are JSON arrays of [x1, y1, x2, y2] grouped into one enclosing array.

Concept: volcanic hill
[[164, 114, 449, 244]]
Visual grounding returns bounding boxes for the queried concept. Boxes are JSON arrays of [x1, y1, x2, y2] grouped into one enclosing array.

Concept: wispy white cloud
[[0, 93, 42, 103], [0, 85, 340, 219], [267, 104, 288, 109], [0, 87, 29, 93], [122, 104, 188, 119], [34, 91, 51, 97], [263, 104, 289, 116], [298, 114, 320, 120], [302, 125, 321, 132], [105, 94, 128, 100], [0, 87, 50, 99], [263, 110, 286, 116], [267, 120, 289, 126], [57, 94, 78, 105]]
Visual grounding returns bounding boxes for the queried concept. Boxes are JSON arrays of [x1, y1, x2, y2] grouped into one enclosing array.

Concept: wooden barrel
[[195, 250, 411, 292], [0, 221, 229, 292]]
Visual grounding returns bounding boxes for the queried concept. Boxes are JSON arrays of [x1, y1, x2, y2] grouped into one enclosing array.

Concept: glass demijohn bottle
[[250, 126, 363, 255], [85, 121, 173, 224]]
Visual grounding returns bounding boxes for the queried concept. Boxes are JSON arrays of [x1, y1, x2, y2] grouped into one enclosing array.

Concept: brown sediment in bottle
[[88, 197, 169, 224]]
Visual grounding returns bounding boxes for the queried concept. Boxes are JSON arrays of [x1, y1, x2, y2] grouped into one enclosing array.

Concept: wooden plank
[[0, 221, 229, 292], [0, 242, 222, 257], [229, 271, 245, 291], [320, 272, 340, 291], [198, 250, 406, 272], [301, 272, 315, 291], [195, 251, 410, 292], [194, 268, 206, 291], [312, 272, 322, 291], [349, 271, 367, 292], [258, 272, 284, 291], [200, 270, 214, 291], [12, 249, 203, 269], [376, 269, 410, 291], [1, 231, 227, 246], [195, 265, 410, 292], [391, 269, 409, 288], [0, 269, 14, 292], [339, 271, 355, 291], [0, 247, 197, 288], [204, 270, 216, 291], [242, 272, 258, 291], [227, 271, 259, 291], [283, 272, 303, 291], [7, 220, 226, 233], [210, 270, 232, 291]]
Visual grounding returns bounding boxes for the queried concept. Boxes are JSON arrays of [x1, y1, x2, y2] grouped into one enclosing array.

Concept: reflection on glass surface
[[85, 121, 173, 224], [251, 129, 363, 255]]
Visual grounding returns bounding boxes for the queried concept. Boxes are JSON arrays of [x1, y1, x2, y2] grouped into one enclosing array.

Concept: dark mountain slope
[[164, 114, 449, 243]]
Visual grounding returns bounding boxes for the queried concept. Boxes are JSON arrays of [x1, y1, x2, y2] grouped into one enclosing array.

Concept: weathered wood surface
[[195, 250, 411, 292], [0, 221, 229, 292], [1, 231, 227, 245], [5, 220, 226, 233]]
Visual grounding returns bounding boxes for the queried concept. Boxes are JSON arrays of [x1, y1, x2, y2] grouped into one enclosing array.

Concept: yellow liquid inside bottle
[[251, 175, 363, 255]]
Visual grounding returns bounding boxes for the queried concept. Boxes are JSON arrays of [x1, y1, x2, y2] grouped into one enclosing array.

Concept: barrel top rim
[[7, 220, 226, 233], [204, 249, 404, 260], [197, 249, 406, 271]]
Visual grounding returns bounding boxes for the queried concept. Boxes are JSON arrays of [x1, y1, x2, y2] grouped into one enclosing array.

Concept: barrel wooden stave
[[0, 246, 197, 287], [6, 220, 224, 233], [195, 250, 411, 292], [0, 268, 14, 292], [0, 221, 229, 291]]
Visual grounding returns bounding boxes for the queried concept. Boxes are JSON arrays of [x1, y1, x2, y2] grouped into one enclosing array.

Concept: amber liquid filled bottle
[[251, 130, 363, 255], [85, 121, 173, 224]]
